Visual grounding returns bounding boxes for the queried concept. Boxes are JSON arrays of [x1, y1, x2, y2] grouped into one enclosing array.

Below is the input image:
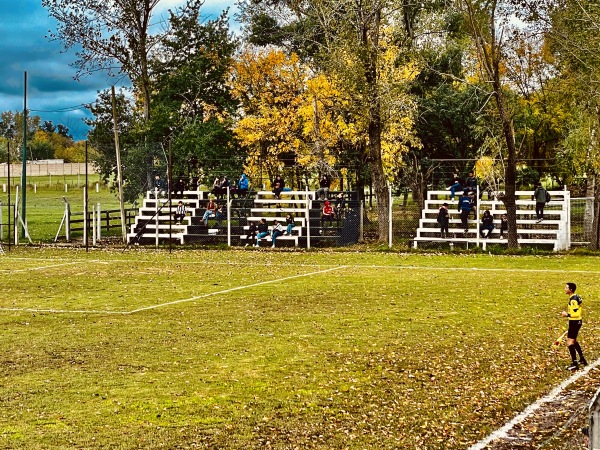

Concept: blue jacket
[[238, 174, 249, 190], [458, 195, 471, 212]]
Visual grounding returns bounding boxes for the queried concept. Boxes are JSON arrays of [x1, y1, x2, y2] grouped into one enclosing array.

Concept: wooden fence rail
[[69, 208, 138, 235]]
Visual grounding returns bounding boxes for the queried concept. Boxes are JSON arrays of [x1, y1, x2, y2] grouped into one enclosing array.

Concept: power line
[[30, 104, 89, 113]]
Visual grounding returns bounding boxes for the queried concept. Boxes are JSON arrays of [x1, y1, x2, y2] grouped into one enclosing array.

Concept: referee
[[562, 282, 588, 370]]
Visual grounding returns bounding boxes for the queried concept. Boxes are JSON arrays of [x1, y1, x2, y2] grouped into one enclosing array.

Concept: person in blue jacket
[[238, 173, 249, 198], [457, 189, 471, 233]]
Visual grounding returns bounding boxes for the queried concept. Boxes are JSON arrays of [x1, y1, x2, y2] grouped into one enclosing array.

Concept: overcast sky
[[0, 0, 238, 141]]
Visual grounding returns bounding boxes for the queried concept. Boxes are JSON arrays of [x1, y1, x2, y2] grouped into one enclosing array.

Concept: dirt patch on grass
[[485, 366, 600, 449]]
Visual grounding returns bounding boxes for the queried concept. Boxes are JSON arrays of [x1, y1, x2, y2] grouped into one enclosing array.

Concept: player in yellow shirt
[[562, 282, 587, 370]]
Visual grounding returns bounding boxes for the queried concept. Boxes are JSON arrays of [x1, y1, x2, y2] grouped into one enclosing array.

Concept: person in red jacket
[[320, 200, 336, 232]]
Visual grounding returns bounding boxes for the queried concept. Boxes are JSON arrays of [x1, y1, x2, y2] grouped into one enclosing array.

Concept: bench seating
[[247, 216, 306, 226], [241, 234, 299, 247], [242, 224, 302, 237], [127, 232, 185, 244], [255, 190, 314, 198], [253, 198, 310, 205], [413, 189, 570, 251]]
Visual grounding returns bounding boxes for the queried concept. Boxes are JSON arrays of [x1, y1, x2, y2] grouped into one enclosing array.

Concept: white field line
[[2, 257, 111, 264], [350, 264, 600, 275], [0, 307, 127, 315], [129, 265, 348, 313], [0, 265, 348, 315], [468, 359, 600, 450]]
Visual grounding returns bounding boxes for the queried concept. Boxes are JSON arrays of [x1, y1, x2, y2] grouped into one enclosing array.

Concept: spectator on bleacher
[[174, 201, 187, 224], [255, 218, 270, 247], [173, 177, 185, 198], [244, 222, 257, 247], [465, 172, 477, 194], [334, 192, 345, 217], [272, 175, 285, 199], [320, 200, 336, 232], [214, 203, 227, 226], [499, 213, 508, 239], [238, 173, 249, 198], [284, 213, 295, 236], [468, 190, 477, 219], [211, 176, 221, 198], [271, 220, 285, 248], [479, 210, 494, 238], [153, 174, 166, 198], [202, 197, 217, 225], [437, 202, 449, 238], [533, 182, 548, 222], [220, 176, 231, 193], [316, 174, 331, 200], [457, 189, 471, 233], [446, 173, 462, 201]]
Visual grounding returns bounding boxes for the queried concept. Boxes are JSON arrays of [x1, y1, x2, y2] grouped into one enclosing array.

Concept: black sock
[[574, 342, 584, 359], [568, 345, 577, 363]]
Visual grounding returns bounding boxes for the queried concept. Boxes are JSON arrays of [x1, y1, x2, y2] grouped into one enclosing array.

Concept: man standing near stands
[[533, 182, 548, 222], [457, 189, 471, 234]]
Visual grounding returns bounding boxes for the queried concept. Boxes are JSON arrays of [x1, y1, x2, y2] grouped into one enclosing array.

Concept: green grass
[[0, 249, 598, 448], [1, 176, 135, 242]]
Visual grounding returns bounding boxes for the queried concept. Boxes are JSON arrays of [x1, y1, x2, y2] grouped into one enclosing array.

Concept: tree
[[0, 111, 41, 162], [240, 0, 421, 242], [543, 0, 600, 247], [232, 48, 309, 184], [43, 0, 210, 122], [149, 8, 241, 184], [456, 0, 521, 248], [84, 5, 241, 199], [85, 88, 148, 202]]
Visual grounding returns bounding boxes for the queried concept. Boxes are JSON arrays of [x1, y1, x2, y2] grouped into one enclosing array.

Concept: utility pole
[[21, 71, 27, 238], [111, 86, 127, 243]]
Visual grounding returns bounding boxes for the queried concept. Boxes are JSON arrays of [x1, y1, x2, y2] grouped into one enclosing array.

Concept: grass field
[[1, 248, 599, 449], [1, 176, 135, 242]]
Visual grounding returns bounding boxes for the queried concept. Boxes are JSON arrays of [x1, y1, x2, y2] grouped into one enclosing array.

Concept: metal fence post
[[565, 186, 571, 250], [65, 200, 71, 242], [155, 195, 159, 248], [97, 203, 102, 240], [306, 186, 311, 250], [92, 205, 97, 246], [388, 184, 393, 248], [83, 187, 87, 245], [227, 187, 231, 247], [359, 201, 364, 243]]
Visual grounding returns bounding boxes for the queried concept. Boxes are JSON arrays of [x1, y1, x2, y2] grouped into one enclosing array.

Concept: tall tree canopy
[[240, 0, 422, 241]]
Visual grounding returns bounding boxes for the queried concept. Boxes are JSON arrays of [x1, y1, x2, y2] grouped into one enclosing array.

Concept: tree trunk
[[493, 81, 519, 248], [363, 8, 389, 243], [368, 104, 389, 243]]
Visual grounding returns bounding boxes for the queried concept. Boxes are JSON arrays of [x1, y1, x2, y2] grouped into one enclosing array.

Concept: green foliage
[[148, 8, 240, 184]]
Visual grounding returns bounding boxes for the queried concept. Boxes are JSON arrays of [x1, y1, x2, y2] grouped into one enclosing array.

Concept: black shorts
[[567, 320, 582, 339]]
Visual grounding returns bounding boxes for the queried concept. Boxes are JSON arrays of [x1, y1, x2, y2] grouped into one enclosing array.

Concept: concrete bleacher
[[127, 187, 359, 247], [242, 190, 313, 247], [412, 189, 570, 251], [126, 190, 223, 244]]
